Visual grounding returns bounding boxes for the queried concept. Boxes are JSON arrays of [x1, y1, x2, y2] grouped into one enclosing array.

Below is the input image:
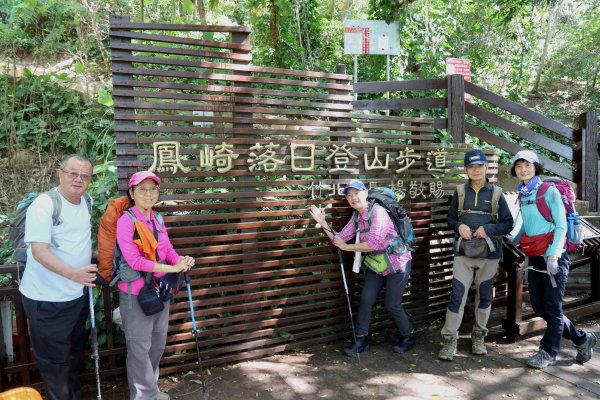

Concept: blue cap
[[342, 179, 367, 195], [464, 149, 488, 167], [511, 150, 539, 165]]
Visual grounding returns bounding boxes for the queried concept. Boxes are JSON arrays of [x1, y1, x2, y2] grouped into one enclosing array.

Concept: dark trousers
[[22, 292, 87, 400], [528, 253, 586, 357], [356, 261, 412, 337]]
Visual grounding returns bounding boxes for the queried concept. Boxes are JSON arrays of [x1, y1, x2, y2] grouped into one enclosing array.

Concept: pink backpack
[[519, 177, 584, 253]]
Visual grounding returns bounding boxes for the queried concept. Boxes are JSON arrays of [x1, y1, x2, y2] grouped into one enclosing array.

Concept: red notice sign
[[446, 57, 472, 103]]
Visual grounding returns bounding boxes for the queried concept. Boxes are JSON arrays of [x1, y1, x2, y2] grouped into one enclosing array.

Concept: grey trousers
[[441, 256, 498, 340], [119, 290, 170, 400]]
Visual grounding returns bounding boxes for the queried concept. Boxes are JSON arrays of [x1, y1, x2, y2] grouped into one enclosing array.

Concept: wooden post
[[574, 111, 599, 212], [591, 251, 600, 302], [108, 15, 136, 370], [110, 15, 137, 195], [446, 74, 465, 144]]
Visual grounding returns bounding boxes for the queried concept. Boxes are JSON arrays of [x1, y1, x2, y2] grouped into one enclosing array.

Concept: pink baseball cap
[[128, 171, 161, 188]]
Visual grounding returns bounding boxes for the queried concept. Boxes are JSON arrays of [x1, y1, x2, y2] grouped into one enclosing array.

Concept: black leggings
[[355, 261, 412, 337]]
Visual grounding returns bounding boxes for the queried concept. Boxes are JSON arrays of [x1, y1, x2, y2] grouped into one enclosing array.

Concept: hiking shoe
[[471, 331, 487, 355], [574, 332, 598, 364], [343, 335, 368, 357], [155, 392, 170, 400], [527, 349, 556, 369], [438, 338, 457, 361], [393, 334, 415, 354]]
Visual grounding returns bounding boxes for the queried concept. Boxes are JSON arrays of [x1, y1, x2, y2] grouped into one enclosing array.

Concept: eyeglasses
[[60, 168, 92, 182], [135, 186, 160, 195]]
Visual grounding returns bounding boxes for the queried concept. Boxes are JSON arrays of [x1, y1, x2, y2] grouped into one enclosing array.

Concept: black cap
[[464, 149, 488, 167]]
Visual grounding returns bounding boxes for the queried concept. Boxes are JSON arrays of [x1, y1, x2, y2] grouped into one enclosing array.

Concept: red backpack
[[519, 177, 584, 253]]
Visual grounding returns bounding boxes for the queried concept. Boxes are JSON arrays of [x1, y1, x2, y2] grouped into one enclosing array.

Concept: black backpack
[[9, 188, 92, 264], [353, 187, 415, 252]]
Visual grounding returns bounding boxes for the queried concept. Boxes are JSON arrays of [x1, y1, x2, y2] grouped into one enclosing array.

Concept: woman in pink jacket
[[117, 171, 195, 400]]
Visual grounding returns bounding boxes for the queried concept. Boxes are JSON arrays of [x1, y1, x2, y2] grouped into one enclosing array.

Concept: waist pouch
[[362, 253, 395, 274], [138, 274, 165, 316], [156, 272, 184, 302], [455, 237, 497, 258], [520, 231, 554, 257]]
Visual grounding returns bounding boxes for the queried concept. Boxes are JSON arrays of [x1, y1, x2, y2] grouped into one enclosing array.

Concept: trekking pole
[[88, 288, 102, 400], [184, 273, 208, 400], [337, 248, 360, 362]]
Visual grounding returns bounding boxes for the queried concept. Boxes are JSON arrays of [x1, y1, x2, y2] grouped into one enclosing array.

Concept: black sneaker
[[393, 334, 415, 354], [343, 336, 368, 357]]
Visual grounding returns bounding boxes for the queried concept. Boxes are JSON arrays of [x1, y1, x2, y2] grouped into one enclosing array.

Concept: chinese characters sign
[[148, 140, 451, 175], [147, 140, 456, 200]]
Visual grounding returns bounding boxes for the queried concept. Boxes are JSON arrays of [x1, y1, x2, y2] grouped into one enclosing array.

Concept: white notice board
[[343, 20, 400, 55]]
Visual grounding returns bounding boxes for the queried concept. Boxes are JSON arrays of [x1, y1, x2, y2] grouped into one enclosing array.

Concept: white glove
[[547, 257, 559, 275], [505, 234, 515, 245]]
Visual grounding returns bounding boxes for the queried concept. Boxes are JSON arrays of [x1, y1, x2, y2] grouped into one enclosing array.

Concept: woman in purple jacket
[[310, 180, 414, 357]]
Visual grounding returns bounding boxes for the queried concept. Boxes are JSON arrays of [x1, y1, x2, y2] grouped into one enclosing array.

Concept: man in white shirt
[[19, 154, 98, 400]]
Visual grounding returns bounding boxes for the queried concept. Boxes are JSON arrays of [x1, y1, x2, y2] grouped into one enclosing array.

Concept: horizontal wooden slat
[[110, 30, 252, 51], [465, 102, 572, 159], [112, 89, 353, 111], [112, 79, 354, 102], [354, 79, 446, 93], [465, 122, 573, 180], [111, 61, 351, 91], [115, 100, 370, 120], [113, 112, 440, 132], [110, 21, 252, 32], [465, 81, 574, 140], [111, 47, 351, 81], [111, 42, 251, 62], [113, 125, 435, 140], [353, 98, 447, 110]]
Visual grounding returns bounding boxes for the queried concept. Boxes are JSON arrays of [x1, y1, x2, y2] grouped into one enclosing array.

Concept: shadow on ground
[[83, 315, 600, 400]]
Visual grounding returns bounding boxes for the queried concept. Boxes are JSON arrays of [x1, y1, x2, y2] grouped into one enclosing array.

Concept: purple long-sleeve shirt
[[337, 204, 412, 275], [116, 206, 180, 295]]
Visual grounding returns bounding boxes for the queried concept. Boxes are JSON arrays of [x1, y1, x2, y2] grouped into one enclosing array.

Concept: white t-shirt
[[19, 189, 92, 302]]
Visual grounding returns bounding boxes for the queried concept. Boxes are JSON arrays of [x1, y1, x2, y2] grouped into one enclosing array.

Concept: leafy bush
[[0, 71, 114, 162], [0, 0, 85, 58]]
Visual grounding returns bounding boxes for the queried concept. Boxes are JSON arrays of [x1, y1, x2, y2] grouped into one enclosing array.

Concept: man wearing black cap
[[438, 149, 513, 361]]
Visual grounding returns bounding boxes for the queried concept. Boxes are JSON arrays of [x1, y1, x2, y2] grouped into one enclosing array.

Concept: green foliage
[[245, 0, 344, 73], [0, 72, 114, 162], [0, 0, 86, 58]]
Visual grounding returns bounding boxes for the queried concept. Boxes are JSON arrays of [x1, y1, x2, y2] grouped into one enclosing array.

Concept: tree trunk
[[295, 1, 307, 67], [196, 0, 207, 25], [269, 0, 280, 53], [532, 1, 560, 93], [80, 0, 111, 73], [590, 64, 599, 90]]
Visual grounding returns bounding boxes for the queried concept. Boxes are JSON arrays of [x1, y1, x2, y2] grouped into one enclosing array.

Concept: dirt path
[[83, 315, 600, 400]]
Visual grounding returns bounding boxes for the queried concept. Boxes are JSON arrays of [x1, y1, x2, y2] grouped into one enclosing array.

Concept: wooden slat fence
[[107, 16, 493, 379], [354, 76, 599, 212]]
